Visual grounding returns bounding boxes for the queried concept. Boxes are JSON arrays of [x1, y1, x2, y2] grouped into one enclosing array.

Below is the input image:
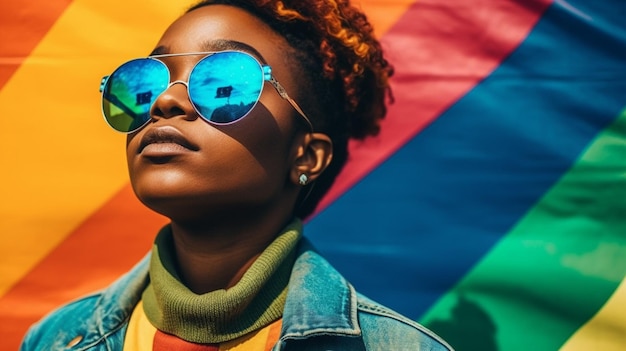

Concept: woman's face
[[126, 5, 307, 222]]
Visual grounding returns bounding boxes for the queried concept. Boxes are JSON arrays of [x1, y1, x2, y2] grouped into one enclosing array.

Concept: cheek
[[125, 133, 143, 181], [217, 102, 297, 179]]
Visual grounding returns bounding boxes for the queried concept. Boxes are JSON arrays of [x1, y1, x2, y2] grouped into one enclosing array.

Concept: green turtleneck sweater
[[141, 220, 302, 344]]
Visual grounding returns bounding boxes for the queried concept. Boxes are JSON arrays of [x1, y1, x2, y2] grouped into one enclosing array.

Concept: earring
[[299, 174, 309, 186]]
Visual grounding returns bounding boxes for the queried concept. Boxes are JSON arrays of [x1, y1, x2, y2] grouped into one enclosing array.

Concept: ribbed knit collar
[[142, 219, 302, 344]]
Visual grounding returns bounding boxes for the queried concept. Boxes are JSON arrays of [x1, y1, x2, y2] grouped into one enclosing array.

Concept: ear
[[290, 133, 333, 186]]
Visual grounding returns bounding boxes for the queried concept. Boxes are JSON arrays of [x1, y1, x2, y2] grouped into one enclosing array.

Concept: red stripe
[[0, 185, 167, 350], [314, 0, 553, 214], [0, 0, 73, 89]]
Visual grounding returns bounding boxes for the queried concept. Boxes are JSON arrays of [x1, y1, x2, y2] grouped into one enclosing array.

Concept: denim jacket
[[21, 238, 453, 351]]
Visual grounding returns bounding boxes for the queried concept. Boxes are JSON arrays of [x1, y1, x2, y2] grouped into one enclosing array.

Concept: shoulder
[[291, 238, 453, 350], [355, 293, 454, 351], [21, 293, 104, 350], [20, 254, 151, 351]]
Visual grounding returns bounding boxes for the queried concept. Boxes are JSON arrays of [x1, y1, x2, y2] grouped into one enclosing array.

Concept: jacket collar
[[93, 254, 151, 340], [88, 237, 361, 345], [280, 238, 361, 339]]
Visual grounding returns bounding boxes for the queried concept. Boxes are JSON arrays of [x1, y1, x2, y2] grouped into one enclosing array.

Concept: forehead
[[156, 5, 288, 60]]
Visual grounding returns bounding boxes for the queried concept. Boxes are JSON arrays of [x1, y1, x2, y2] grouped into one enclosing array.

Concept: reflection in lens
[[102, 58, 169, 132], [188, 52, 263, 123]]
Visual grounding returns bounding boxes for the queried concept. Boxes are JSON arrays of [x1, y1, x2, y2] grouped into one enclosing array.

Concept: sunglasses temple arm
[[268, 77, 314, 132]]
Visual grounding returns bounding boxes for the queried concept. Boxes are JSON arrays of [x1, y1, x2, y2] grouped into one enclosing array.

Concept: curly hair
[[188, 0, 394, 218]]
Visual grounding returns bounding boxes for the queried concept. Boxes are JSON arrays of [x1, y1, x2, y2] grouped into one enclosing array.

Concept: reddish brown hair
[[188, 0, 394, 218]]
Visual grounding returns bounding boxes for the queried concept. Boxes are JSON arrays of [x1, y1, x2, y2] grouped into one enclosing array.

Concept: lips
[[138, 126, 200, 155]]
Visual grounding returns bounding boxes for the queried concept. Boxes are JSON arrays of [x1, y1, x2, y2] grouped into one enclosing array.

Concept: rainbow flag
[[1, 0, 625, 350]]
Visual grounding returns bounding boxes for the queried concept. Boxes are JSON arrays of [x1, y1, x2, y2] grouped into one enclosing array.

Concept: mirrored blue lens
[[102, 58, 169, 132], [188, 52, 264, 124]]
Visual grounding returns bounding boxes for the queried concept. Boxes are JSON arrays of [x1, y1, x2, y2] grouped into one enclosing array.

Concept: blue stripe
[[305, 0, 626, 320]]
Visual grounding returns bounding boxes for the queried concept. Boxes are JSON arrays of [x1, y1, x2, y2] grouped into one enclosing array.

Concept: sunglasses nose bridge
[[169, 80, 188, 88], [165, 80, 190, 101]]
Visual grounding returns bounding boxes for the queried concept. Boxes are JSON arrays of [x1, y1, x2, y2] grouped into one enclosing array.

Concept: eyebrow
[[149, 39, 268, 63]]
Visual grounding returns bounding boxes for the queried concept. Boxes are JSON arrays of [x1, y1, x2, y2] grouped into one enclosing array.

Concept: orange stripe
[[0, 0, 182, 299], [264, 319, 282, 351], [357, 0, 417, 36], [0, 0, 73, 89], [0, 185, 167, 350]]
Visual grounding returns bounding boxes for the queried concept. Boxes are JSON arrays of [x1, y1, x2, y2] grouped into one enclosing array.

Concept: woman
[[21, 1, 453, 350]]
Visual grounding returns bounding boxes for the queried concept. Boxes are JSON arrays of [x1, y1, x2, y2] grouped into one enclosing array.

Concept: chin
[[131, 182, 191, 213]]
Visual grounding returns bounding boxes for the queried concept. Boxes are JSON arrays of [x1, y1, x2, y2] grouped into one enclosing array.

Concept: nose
[[150, 81, 197, 122]]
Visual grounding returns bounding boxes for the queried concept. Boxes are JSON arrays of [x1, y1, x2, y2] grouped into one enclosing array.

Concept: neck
[[143, 220, 302, 343], [169, 210, 295, 294]]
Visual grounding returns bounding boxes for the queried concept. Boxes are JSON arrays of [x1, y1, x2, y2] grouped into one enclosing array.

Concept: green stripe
[[421, 109, 626, 351]]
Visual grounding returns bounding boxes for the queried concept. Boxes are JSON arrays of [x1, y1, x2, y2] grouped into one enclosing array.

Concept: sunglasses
[[99, 50, 313, 133]]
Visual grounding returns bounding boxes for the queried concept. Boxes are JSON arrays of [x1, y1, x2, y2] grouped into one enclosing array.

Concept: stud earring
[[299, 174, 308, 186]]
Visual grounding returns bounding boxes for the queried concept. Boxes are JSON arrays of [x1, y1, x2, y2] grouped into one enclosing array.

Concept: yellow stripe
[[560, 276, 626, 350], [123, 301, 157, 351], [0, 0, 184, 297]]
